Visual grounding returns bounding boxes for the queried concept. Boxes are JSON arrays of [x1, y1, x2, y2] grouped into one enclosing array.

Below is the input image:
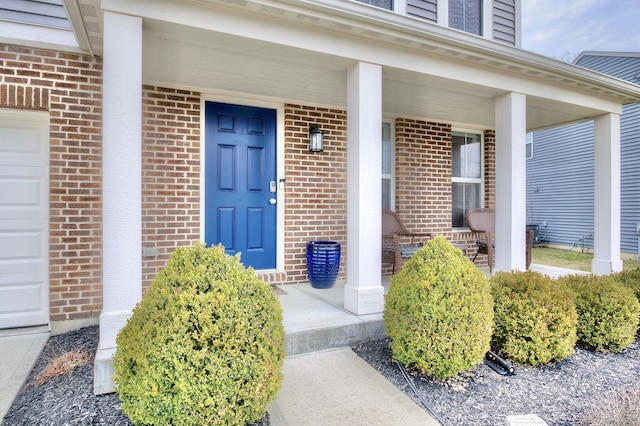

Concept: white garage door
[[0, 110, 49, 329]]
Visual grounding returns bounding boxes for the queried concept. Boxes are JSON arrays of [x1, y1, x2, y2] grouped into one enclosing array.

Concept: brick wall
[[0, 44, 103, 321], [283, 105, 348, 283], [483, 130, 496, 208], [0, 47, 206, 320], [141, 86, 201, 288], [281, 113, 495, 279], [393, 118, 495, 266], [395, 118, 454, 237]]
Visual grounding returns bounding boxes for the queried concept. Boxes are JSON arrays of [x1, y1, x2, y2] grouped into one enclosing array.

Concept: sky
[[521, 0, 640, 62]]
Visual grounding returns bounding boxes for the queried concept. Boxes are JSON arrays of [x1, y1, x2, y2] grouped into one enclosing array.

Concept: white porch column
[[344, 62, 384, 315], [494, 92, 527, 272], [95, 11, 142, 394], [592, 113, 623, 275]]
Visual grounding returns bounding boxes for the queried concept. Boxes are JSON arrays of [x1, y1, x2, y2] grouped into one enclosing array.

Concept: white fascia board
[[280, 0, 640, 100], [102, 0, 640, 106], [62, 0, 93, 54]]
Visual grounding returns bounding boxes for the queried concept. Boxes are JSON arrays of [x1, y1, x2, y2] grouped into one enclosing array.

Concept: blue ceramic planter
[[306, 241, 341, 289]]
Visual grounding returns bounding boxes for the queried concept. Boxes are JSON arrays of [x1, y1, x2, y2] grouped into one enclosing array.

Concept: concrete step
[[277, 282, 387, 356], [285, 317, 386, 356]]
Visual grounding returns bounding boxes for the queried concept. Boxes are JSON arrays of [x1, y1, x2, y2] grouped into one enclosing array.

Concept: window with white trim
[[382, 121, 394, 210], [526, 132, 533, 159], [452, 130, 483, 228], [448, 0, 482, 36]]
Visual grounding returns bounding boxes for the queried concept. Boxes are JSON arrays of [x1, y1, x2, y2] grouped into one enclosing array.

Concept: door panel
[[217, 207, 236, 252], [0, 112, 49, 329], [247, 208, 264, 249], [205, 102, 277, 269]]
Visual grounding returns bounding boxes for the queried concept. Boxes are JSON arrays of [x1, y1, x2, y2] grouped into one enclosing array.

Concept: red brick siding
[[394, 119, 454, 237], [393, 119, 495, 267], [141, 86, 201, 289], [281, 113, 495, 278], [483, 129, 496, 208], [283, 105, 347, 283], [0, 44, 103, 321]]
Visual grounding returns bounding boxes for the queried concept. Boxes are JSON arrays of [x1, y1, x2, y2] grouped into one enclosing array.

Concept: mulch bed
[[352, 337, 640, 425], [3, 326, 130, 426]]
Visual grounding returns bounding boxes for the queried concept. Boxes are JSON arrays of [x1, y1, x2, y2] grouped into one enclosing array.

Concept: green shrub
[[559, 274, 640, 353], [613, 267, 640, 332], [613, 267, 640, 302], [383, 236, 494, 380], [114, 243, 285, 426], [491, 270, 577, 366]]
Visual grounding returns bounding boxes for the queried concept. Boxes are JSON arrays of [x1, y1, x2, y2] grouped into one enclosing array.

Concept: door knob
[[269, 198, 276, 205]]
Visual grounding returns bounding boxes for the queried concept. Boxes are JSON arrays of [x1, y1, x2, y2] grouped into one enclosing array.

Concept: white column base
[[98, 310, 133, 350], [94, 310, 132, 395], [94, 347, 116, 395], [591, 258, 623, 276], [344, 284, 384, 315]]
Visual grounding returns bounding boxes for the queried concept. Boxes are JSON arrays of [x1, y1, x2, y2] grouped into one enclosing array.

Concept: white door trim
[[200, 92, 286, 273]]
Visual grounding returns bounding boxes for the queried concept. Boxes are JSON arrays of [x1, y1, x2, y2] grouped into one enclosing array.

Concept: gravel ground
[[352, 337, 640, 426], [4, 326, 640, 425]]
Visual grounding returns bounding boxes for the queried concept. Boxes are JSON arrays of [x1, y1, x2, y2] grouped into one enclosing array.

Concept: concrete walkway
[[0, 331, 49, 421], [270, 348, 439, 425]]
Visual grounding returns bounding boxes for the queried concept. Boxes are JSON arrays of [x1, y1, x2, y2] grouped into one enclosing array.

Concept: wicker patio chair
[[382, 209, 433, 274], [466, 208, 496, 272], [466, 208, 534, 273]]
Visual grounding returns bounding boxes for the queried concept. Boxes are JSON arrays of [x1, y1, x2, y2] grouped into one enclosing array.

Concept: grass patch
[[531, 247, 640, 272]]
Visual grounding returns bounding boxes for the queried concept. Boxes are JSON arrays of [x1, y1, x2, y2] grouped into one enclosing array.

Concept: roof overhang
[[69, 0, 640, 131]]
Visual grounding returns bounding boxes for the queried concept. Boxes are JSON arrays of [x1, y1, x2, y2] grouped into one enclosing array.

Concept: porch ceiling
[[73, 0, 640, 131], [141, 19, 606, 131]]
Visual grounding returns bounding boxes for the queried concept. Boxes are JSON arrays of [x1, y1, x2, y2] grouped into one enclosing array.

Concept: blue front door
[[205, 102, 277, 269]]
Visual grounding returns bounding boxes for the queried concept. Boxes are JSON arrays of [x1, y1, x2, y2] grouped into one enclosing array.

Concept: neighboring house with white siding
[[2, 0, 640, 394], [527, 52, 640, 259]]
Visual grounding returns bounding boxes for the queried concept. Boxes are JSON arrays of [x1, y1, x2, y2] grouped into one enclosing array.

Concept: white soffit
[[63, 0, 103, 55], [94, 0, 640, 129]]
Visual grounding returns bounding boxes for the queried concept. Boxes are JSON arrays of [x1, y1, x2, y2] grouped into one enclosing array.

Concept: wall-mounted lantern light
[[309, 125, 324, 152]]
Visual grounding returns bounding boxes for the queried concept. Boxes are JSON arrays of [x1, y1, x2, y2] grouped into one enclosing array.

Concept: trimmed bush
[[559, 274, 640, 353], [114, 243, 285, 426], [613, 267, 640, 302], [491, 270, 578, 366], [613, 268, 640, 332], [383, 237, 494, 380]]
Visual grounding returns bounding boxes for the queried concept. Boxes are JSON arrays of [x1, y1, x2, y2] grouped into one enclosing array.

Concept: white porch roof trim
[[85, 0, 640, 108]]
